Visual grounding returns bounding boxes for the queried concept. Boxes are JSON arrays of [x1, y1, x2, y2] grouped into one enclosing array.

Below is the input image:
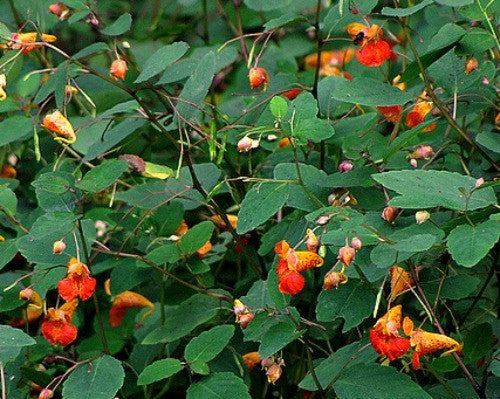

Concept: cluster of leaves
[[0, 0, 498, 398]]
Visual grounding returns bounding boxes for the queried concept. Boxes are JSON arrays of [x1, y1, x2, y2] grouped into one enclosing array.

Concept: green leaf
[[463, 323, 493, 364], [134, 42, 189, 83], [62, 355, 125, 399], [258, 322, 304, 359], [0, 185, 17, 215], [372, 170, 497, 211], [299, 341, 378, 391], [32, 172, 73, 194], [459, 28, 496, 53], [269, 96, 288, 118], [264, 14, 306, 31], [145, 244, 182, 264], [185, 325, 235, 363], [435, 0, 473, 6], [187, 372, 250, 399], [329, 78, 412, 106], [476, 132, 500, 153], [382, 0, 433, 16], [0, 325, 36, 364], [333, 364, 432, 399], [0, 116, 33, 146], [101, 13, 132, 36], [142, 162, 173, 179], [77, 160, 128, 193], [316, 282, 375, 332], [137, 358, 183, 385], [0, 240, 18, 271], [179, 221, 215, 255], [73, 42, 110, 59], [294, 118, 335, 144], [190, 360, 210, 375], [237, 183, 289, 234], [244, 0, 291, 11], [446, 220, 499, 267]]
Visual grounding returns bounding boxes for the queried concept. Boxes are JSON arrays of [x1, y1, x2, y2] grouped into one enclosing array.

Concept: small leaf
[[77, 160, 128, 194], [269, 96, 288, 118], [101, 13, 132, 36], [294, 118, 335, 144], [134, 42, 189, 83], [185, 325, 235, 363], [258, 322, 304, 358], [137, 358, 183, 385], [142, 162, 174, 179], [382, 0, 433, 16], [179, 221, 214, 255], [187, 372, 250, 399], [0, 185, 17, 215]]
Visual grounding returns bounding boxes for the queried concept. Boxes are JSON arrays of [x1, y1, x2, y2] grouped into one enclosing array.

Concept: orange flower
[[248, 67, 269, 89], [403, 317, 463, 370], [406, 94, 436, 132], [266, 363, 283, 384], [0, 32, 57, 54], [323, 270, 348, 290], [378, 105, 403, 123], [347, 23, 391, 67], [57, 258, 96, 302], [369, 305, 410, 361], [233, 299, 254, 329], [9, 288, 44, 327], [0, 164, 17, 178], [196, 241, 212, 258], [175, 220, 189, 237], [319, 64, 352, 79], [242, 351, 261, 371], [278, 137, 291, 148], [389, 266, 415, 301], [41, 299, 78, 346], [465, 57, 478, 75], [109, 291, 155, 327], [41, 110, 76, 144], [210, 214, 238, 230], [110, 59, 128, 80], [274, 240, 323, 295]]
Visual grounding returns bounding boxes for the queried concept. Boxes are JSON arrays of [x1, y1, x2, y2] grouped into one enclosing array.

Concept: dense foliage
[[0, 0, 498, 398]]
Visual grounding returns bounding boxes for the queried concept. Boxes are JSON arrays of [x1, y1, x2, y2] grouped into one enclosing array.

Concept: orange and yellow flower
[[389, 266, 415, 301], [347, 23, 391, 67], [110, 59, 128, 80], [210, 214, 238, 231], [0, 32, 57, 54], [108, 290, 155, 327], [323, 270, 348, 290], [41, 110, 76, 144], [369, 305, 410, 361], [248, 67, 269, 89], [57, 258, 96, 302], [0, 164, 17, 179], [406, 92, 436, 132], [9, 288, 44, 327], [403, 317, 463, 370], [242, 351, 261, 371], [41, 299, 78, 346]]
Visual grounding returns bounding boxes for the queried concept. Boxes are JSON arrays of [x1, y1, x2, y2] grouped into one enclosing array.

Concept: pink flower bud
[[475, 177, 485, 188], [237, 136, 256, 152], [411, 145, 434, 160], [316, 215, 330, 225], [382, 206, 399, 223], [324, 271, 348, 290], [39, 389, 54, 399], [351, 237, 362, 250], [410, 158, 418, 168], [338, 160, 353, 173], [338, 245, 355, 266], [52, 240, 66, 254]]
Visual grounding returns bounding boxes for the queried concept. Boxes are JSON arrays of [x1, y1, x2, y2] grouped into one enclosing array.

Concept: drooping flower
[[410, 145, 434, 160], [0, 32, 57, 54], [248, 67, 269, 89], [278, 137, 291, 148], [281, 88, 301, 100], [41, 110, 76, 144], [351, 237, 362, 250], [9, 288, 44, 327], [261, 357, 285, 384], [338, 245, 355, 267], [110, 59, 128, 80], [242, 351, 261, 371], [465, 57, 478, 75], [233, 299, 254, 329], [38, 388, 54, 399], [347, 23, 391, 67], [406, 92, 436, 132], [57, 257, 96, 302], [323, 270, 348, 290], [41, 299, 78, 346], [338, 160, 353, 173], [237, 136, 258, 152], [369, 305, 410, 361], [403, 317, 463, 370], [209, 214, 238, 230], [304, 48, 355, 69], [389, 266, 415, 301], [109, 290, 155, 327]]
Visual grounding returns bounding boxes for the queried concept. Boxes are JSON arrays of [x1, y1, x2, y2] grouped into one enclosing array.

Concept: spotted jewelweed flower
[[233, 299, 254, 329], [319, 65, 352, 79], [378, 76, 405, 122], [237, 136, 259, 152], [57, 257, 96, 302], [0, 74, 6, 101], [196, 240, 212, 258], [261, 357, 285, 384], [403, 317, 463, 370], [406, 92, 436, 132], [389, 266, 416, 301], [110, 59, 128, 80], [304, 48, 355, 69], [347, 23, 391, 67], [369, 305, 410, 361], [281, 88, 301, 100], [38, 388, 54, 399], [41, 299, 79, 346], [248, 67, 269, 89], [410, 145, 434, 160], [242, 351, 261, 371], [323, 270, 348, 290], [465, 57, 478, 75], [9, 288, 44, 327], [210, 214, 238, 231], [41, 110, 76, 144], [278, 137, 291, 148], [108, 289, 155, 327], [274, 240, 324, 295], [0, 32, 57, 54]]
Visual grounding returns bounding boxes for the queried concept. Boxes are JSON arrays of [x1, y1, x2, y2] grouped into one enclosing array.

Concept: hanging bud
[[238, 312, 254, 329], [242, 352, 261, 371], [411, 145, 434, 160], [52, 240, 66, 254], [39, 388, 54, 399], [237, 136, 258, 152], [110, 59, 128, 80], [0, 74, 6, 101], [305, 229, 320, 252], [316, 215, 330, 226], [465, 57, 478, 75], [49, 3, 70, 20], [233, 299, 247, 316], [410, 158, 418, 168], [261, 357, 274, 369], [338, 245, 355, 266], [248, 67, 269, 89], [324, 271, 348, 290], [415, 210, 430, 224], [475, 177, 485, 188], [0, 165, 16, 178], [338, 160, 354, 173], [382, 206, 399, 223], [266, 363, 283, 384], [351, 237, 362, 250]]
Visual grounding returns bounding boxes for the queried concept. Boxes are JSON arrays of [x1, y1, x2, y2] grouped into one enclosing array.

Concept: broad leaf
[[184, 325, 235, 363], [258, 322, 304, 358], [137, 358, 183, 385], [382, 0, 433, 16], [187, 372, 250, 399], [179, 221, 214, 255], [77, 159, 128, 194], [101, 13, 132, 35], [135, 42, 189, 83]]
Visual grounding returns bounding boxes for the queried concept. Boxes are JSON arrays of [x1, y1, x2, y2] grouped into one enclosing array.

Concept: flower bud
[[49, 3, 70, 20], [415, 210, 430, 224], [338, 160, 353, 173], [465, 57, 478, 75], [261, 357, 274, 369], [248, 67, 269, 89], [52, 240, 66, 254], [122, 41, 131, 49], [266, 363, 283, 384], [110, 59, 128, 80], [338, 245, 355, 266], [39, 389, 54, 399], [238, 312, 254, 329], [382, 206, 399, 223], [475, 177, 485, 188], [324, 271, 348, 290], [19, 287, 34, 301], [316, 215, 330, 225], [351, 237, 362, 250], [411, 145, 434, 160], [305, 229, 319, 252], [95, 220, 107, 237], [233, 299, 247, 316], [481, 77, 490, 85], [237, 136, 257, 152], [267, 134, 277, 141], [410, 158, 418, 168]]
